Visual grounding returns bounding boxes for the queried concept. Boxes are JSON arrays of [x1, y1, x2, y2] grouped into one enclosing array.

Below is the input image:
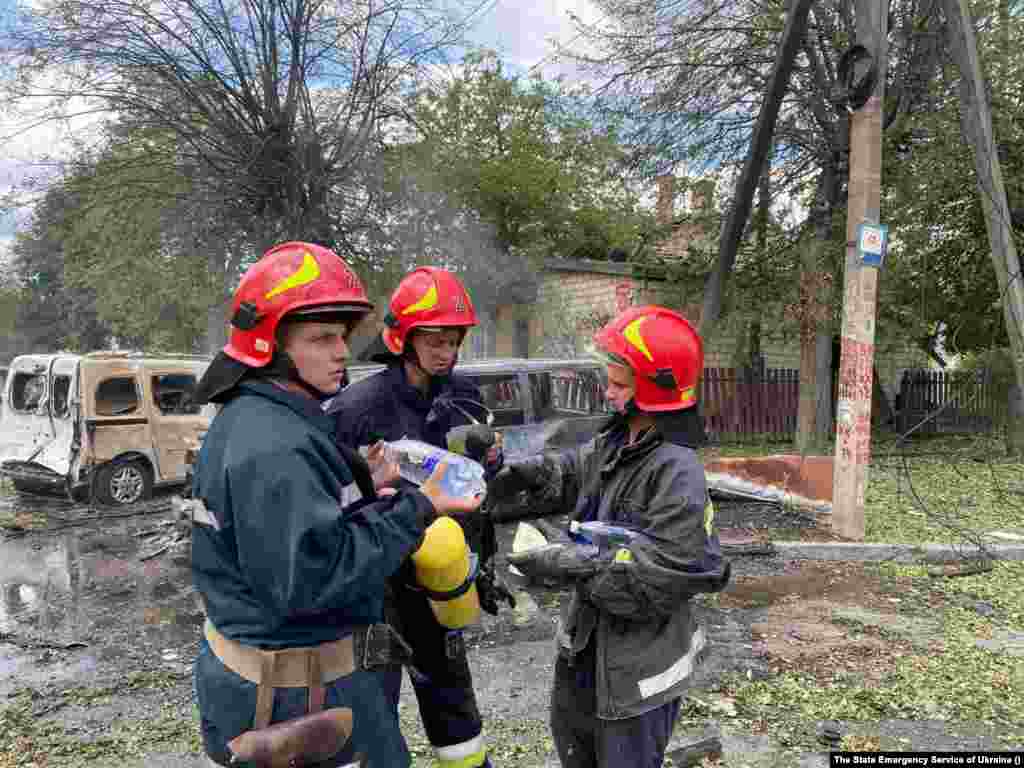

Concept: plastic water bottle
[[569, 520, 645, 553], [389, 438, 487, 499]]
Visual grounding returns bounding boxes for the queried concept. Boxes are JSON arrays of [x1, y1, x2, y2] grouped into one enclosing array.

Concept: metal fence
[[895, 369, 1012, 434], [488, 365, 1011, 443]]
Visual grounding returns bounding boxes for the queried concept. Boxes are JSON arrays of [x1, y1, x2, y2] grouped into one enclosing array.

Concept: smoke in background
[[358, 144, 539, 358]]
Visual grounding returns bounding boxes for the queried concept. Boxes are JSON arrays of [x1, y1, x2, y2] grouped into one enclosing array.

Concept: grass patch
[[878, 561, 1024, 628], [722, 637, 1023, 735], [716, 560, 1024, 750], [705, 433, 1023, 545], [0, 672, 197, 767], [702, 442, 796, 460], [402, 709, 553, 767], [864, 444, 1024, 543]]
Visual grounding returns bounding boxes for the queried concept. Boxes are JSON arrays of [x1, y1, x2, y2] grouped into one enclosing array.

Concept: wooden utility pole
[[943, 0, 1024, 454], [831, 0, 887, 540]]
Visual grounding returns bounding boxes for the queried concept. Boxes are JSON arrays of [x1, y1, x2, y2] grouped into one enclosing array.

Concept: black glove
[[476, 561, 516, 615], [507, 544, 604, 586], [462, 424, 496, 463], [488, 456, 548, 501]]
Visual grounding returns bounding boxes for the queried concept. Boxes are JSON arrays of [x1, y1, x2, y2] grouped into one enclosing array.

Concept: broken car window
[[548, 370, 609, 416], [152, 374, 200, 415], [52, 375, 72, 418], [95, 377, 140, 416], [11, 373, 46, 413]]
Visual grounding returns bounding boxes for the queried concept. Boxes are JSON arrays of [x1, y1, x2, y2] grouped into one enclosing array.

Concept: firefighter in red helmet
[[489, 305, 730, 768], [190, 243, 480, 768], [328, 266, 510, 768]]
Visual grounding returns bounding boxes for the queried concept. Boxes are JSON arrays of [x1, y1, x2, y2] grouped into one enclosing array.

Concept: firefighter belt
[[204, 620, 411, 767]]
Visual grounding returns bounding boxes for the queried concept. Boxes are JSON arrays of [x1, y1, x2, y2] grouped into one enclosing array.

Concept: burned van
[[0, 352, 214, 505], [344, 357, 612, 458]]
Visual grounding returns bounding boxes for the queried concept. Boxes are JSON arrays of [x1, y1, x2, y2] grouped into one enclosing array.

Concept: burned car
[[1, 352, 214, 505], [345, 357, 612, 459]]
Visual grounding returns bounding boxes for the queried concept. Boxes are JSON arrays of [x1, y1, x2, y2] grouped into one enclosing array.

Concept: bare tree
[[1, 0, 475, 352]]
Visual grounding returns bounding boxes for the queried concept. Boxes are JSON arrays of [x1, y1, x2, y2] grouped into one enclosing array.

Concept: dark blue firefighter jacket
[[328, 362, 484, 452], [191, 379, 436, 648]]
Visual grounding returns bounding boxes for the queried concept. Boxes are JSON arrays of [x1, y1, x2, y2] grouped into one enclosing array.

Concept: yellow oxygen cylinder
[[411, 516, 481, 629]]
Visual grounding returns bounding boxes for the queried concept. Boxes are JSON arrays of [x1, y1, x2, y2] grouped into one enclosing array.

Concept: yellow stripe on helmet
[[402, 282, 439, 315], [680, 386, 695, 404], [264, 251, 321, 299], [623, 316, 654, 362]]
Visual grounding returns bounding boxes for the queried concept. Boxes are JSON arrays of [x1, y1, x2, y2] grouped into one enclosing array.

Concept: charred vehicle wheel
[[94, 460, 153, 506]]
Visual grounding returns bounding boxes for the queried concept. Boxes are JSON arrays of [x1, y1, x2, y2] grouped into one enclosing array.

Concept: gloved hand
[[506, 544, 604, 586], [462, 424, 496, 462], [448, 424, 504, 479], [487, 456, 548, 501], [465, 425, 504, 480], [476, 561, 516, 615]]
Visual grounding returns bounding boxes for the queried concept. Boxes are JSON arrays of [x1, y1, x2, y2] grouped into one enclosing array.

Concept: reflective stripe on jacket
[[550, 421, 730, 719]]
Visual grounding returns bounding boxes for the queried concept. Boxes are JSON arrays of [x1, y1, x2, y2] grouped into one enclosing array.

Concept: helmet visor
[[591, 346, 632, 371], [286, 302, 372, 320]]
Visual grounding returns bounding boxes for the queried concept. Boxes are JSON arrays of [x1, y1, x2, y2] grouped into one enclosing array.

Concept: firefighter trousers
[[384, 572, 490, 768], [550, 649, 681, 768]]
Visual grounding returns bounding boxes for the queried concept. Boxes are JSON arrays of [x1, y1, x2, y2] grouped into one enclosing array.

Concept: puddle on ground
[[0, 489, 201, 694], [0, 488, 811, 696]]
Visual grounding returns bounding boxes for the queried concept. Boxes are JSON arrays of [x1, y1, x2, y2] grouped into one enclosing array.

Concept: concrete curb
[[769, 541, 1024, 563]]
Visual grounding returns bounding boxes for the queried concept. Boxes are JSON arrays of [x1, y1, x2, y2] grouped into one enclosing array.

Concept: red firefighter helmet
[[593, 305, 703, 412], [382, 267, 478, 355], [224, 242, 373, 367]]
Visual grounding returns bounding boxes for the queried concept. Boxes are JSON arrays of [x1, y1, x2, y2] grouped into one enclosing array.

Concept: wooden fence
[[701, 367, 801, 442], [896, 369, 1011, 434]]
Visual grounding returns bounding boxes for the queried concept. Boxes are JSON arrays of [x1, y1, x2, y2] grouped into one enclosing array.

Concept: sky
[[0, 0, 19, 258], [466, 0, 603, 76], [0, 0, 606, 259]]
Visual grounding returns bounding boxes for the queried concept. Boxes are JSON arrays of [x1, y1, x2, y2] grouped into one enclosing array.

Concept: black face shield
[[193, 352, 252, 405]]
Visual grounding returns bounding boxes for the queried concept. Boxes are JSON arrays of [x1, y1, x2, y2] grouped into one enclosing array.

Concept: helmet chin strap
[[611, 397, 705, 448], [605, 398, 640, 431], [402, 344, 459, 388], [404, 347, 432, 381]]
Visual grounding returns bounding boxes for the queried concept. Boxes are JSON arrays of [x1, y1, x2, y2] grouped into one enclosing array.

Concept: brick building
[[483, 173, 925, 402], [487, 173, 740, 364]]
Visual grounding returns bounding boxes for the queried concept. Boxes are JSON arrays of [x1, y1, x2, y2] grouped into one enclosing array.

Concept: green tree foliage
[[881, 0, 1024, 362], [372, 52, 655, 345], [0, 279, 31, 363], [2, 0, 473, 352], [0, 280, 19, 338], [59, 136, 213, 353], [382, 53, 652, 263], [8, 186, 112, 352]]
